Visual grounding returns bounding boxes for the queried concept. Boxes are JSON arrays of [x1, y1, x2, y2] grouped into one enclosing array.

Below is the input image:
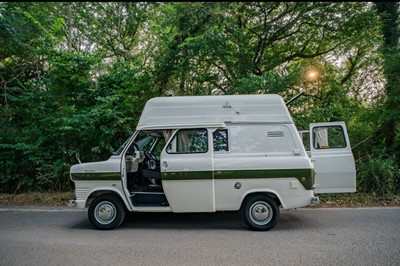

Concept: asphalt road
[[0, 206, 399, 266]]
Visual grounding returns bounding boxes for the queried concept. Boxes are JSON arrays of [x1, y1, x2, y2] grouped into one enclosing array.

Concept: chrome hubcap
[[95, 201, 116, 225], [249, 201, 273, 225]]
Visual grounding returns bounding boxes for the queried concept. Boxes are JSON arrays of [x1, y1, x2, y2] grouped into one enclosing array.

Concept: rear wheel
[[88, 194, 126, 230], [241, 194, 279, 231]]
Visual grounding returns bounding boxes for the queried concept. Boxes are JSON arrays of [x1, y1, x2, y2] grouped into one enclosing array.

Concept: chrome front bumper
[[68, 199, 86, 208], [311, 196, 320, 205], [68, 199, 76, 207]]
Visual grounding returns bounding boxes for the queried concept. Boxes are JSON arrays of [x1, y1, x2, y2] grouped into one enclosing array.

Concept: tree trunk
[[374, 2, 400, 149]]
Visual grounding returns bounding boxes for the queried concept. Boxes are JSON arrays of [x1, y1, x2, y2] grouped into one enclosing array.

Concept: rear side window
[[213, 129, 229, 152], [300, 131, 310, 152], [166, 128, 208, 154], [312, 126, 346, 149]]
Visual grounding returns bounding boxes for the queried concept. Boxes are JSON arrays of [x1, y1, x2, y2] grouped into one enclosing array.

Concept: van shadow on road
[[69, 208, 317, 231]]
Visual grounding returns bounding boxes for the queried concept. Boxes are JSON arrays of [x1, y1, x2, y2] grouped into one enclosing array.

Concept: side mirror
[[76, 152, 82, 164]]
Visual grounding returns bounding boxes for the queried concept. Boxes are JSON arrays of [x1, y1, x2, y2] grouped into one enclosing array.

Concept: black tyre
[[88, 194, 126, 230], [241, 194, 280, 231]]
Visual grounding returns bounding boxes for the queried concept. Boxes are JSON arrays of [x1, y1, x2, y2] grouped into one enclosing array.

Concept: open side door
[[310, 122, 356, 193]]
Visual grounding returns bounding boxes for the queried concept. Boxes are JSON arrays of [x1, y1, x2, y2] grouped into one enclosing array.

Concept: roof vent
[[222, 102, 231, 108], [267, 131, 284, 137]]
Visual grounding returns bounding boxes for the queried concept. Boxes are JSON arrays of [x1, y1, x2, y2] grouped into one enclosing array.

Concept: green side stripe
[[162, 171, 213, 181], [71, 169, 315, 190], [162, 169, 315, 190], [71, 172, 121, 181]]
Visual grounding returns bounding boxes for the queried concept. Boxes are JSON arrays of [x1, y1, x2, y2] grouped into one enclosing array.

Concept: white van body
[[70, 94, 356, 230]]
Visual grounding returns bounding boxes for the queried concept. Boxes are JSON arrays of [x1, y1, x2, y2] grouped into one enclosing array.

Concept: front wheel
[[241, 194, 279, 231], [88, 194, 126, 230]]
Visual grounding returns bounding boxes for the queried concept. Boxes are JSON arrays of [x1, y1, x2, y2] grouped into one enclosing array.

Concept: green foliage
[[230, 72, 294, 95], [357, 152, 400, 196], [0, 2, 399, 195], [374, 2, 400, 150]]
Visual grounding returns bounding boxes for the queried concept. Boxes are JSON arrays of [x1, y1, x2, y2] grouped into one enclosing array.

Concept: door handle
[[163, 161, 168, 170]]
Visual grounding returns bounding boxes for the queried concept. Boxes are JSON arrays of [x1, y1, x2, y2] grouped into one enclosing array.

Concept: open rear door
[[310, 122, 356, 193]]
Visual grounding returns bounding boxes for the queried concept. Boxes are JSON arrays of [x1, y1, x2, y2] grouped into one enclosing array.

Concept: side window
[[213, 129, 229, 152], [152, 138, 166, 157], [313, 126, 346, 149], [167, 128, 208, 154]]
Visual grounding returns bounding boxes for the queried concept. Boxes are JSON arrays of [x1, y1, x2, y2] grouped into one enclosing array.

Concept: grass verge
[[0, 192, 75, 206], [309, 193, 400, 208]]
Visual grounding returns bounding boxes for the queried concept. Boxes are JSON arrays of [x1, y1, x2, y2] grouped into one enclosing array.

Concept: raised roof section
[[137, 94, 293, 129]]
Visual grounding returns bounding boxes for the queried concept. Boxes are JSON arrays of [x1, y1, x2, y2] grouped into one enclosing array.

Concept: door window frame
[[166, 128, 209, 154]]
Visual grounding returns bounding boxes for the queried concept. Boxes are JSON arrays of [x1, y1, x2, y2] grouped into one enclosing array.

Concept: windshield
[[112, 131, 162, 156], [128, 131, 157, 153], [112, 137, 131, 155]]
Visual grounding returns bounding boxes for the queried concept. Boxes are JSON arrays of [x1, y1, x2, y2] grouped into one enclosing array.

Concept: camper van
[[69, 94, 356, 231]]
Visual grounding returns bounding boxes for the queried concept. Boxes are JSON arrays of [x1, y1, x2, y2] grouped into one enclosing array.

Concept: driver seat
[[141, 167, 162, 190]]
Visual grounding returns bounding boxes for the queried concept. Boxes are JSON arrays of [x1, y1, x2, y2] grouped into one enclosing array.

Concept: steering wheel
[[146, 150, 157, 161], [127, 142, 139, 155], [133, 143, 139, 151]]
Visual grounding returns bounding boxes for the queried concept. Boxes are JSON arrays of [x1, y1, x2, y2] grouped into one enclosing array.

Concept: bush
[[356, 152, 400, 196]]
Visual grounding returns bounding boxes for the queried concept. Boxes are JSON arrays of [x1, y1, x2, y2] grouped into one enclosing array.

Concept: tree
[[374, 2, 400, 151], [0, 2, 398, 194]]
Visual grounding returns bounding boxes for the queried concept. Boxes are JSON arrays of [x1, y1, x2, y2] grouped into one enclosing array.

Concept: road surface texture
[[0, 206, 399, 266]]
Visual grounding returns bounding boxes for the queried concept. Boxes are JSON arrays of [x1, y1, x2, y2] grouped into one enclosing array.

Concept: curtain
[[177, 131, 190, 152], [315, 127, 329, 148], [162, 130, 172, 142]]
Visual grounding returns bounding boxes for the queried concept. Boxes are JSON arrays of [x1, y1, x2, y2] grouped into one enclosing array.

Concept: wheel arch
[[240, 190, 282, 210], [86, 188, 131, 211]]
